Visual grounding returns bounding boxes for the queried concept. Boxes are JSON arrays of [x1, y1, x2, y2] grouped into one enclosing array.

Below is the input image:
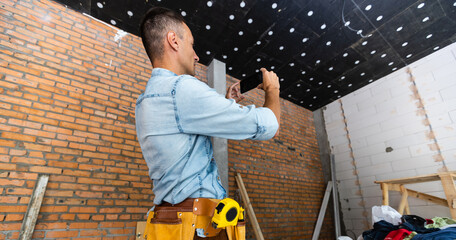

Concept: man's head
[[140, 7, 199, 76]]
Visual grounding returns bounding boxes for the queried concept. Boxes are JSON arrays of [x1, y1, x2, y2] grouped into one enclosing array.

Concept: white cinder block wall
[[323, 42, 456, 236]]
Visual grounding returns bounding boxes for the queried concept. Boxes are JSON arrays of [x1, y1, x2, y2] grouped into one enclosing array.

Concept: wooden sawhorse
[[375, 171, 456, 218]]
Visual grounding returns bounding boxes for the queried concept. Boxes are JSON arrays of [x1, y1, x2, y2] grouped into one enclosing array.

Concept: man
[[136, 6, 281, 240]]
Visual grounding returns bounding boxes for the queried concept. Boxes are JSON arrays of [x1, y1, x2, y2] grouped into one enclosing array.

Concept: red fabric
[[426, 219, 434, 225], [384, 229, 412, 240]]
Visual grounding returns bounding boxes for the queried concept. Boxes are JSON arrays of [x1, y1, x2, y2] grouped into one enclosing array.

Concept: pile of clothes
[[362, 215, 456, 240]]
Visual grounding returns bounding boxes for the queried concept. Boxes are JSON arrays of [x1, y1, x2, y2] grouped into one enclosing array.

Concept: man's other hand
[[226, 82, 245, 103]]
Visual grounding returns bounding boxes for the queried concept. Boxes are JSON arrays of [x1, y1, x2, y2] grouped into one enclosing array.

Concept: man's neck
[[153, 59, 183, 75]]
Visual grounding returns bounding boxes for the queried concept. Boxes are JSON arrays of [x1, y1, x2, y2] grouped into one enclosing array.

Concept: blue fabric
[[135, 68, 279, 205], [401, 221, 439, 234], [411, 227, 456, 240], [363, 220, 398, 240]]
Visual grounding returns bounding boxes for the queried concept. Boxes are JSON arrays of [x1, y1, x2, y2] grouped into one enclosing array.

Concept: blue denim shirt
[[135, 68, 279, 205]]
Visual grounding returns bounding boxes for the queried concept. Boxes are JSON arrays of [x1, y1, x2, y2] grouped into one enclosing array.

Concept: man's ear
[[166, 31, 179, 52]]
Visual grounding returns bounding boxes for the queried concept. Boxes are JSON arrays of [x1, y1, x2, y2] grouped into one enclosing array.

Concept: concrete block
[[375, 101, 398, 115], [440, 84, 456, 101], [357, 90, 392, 111], [342, 89, 372, 108], [337, 169, 358, 181], [411, 50, 456, 76], [333, 142, 350, 155], [328, 133, 349, 146], [408, 142, 436, 157], [365, 127, 405, 146], [392, 154, 441, 171], [438, 135, 456, 152], [351, 138, 369, 150], [406, 181, 443, 193], [370, 147, 412, 165], [324, 100, 341, 115], [409, 205, 451, 218], [449, 110, 456, 124], [385, 132, 428, 149], [362, 185, 383, 198], [354, 142, 386, 158], [334, 151, 352, 163], [363, 196, 383, 209], [357, 161, 392, 178], [375, 169, 418, 182], [400, 122, 429, 135], [413, 72, 435, 91], [431, 61, 456, 84], [428, 113, 453, 128], [354, 156, 374, 169], [441, 149, 456, 165], [442, 99, 456, 113], [326, 121, 347, 136], [432, 124, 456, 139], [335, 159, 355, 172], [346, 107, 377, 125], [349, 124, 382, 140], [380, 112, 423, 131], [358, 175, 378, 188], [416, 164, 446, 175], [425, 102, 450, 118]]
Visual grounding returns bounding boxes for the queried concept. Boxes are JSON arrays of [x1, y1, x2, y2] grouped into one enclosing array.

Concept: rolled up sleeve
[[175, 76, 279, 140]]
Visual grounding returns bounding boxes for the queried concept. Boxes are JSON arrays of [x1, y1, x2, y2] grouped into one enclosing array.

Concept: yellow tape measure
[[211, 198, 244, 229]]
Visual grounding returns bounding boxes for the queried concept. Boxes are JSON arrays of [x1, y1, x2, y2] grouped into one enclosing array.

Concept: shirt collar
[[151, 68, 178, 77]]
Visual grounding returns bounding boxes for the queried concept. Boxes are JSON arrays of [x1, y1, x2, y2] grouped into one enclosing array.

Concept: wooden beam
[[375, 172, 456, 185], [439, 173, 456, 219], [398, 186, 408, 214], [235, 173, 264, 240], [406, 188, 448, 207], [19, 174, 49, 240], [381, 183, 389, 206]]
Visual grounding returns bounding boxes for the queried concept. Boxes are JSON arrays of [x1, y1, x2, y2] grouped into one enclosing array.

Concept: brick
[[1, 132, 36, 142], [40, 206, 68, 213], [23, 143, 52, 152], [45, 230, 78, 238], [29, 166, 62, 174], [0, 196, 18, 203], [35, 222, 67, 230], [60, 121, 87, 131], [69, 207, 97, 213], [1, 109, 26, 120], [8, 118, 42, 129]]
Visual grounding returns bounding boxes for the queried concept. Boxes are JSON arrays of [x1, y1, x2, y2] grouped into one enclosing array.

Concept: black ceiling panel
[[55, 0, 456, 111]]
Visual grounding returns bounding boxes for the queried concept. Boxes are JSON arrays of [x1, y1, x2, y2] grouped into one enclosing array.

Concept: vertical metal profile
[[331, 154, 341, 237]]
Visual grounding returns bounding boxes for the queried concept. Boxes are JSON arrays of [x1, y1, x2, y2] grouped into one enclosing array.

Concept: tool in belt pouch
[[145, 198, 245, 240]]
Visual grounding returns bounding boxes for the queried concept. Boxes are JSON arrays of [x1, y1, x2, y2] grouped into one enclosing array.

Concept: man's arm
[[259, 68, 280, 137]]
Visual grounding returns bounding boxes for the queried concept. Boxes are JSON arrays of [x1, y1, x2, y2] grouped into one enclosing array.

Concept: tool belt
[[145, 198, 245, 240]]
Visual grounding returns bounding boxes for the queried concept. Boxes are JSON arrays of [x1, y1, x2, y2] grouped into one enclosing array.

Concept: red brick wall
[[0, 0, 334, 239]]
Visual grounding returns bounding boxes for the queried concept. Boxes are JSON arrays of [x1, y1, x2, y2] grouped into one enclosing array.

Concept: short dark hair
[[140, 7, 186, 63]]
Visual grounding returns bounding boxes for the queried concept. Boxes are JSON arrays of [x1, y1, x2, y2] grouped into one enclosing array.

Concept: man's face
[[179, 23, 199, 76]]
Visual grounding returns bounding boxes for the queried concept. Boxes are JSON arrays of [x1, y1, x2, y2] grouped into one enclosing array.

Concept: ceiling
[[55, 0, 456, 111]]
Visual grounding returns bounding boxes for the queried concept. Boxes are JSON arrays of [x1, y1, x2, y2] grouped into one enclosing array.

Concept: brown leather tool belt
[[152, 198, 219, 220]]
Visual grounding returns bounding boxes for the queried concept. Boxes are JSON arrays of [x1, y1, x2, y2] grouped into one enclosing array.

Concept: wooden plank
[[312, 181, 333, 240], [375, 172, 449, 185], [398, 186, 408, 214], [19, 174, 49, 240], [381, 183, 389, 206], [438, 173, 456, 219], [136, 221, 147, 240], [235, 173, 264, 240], [406, 188, 448, 207]]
